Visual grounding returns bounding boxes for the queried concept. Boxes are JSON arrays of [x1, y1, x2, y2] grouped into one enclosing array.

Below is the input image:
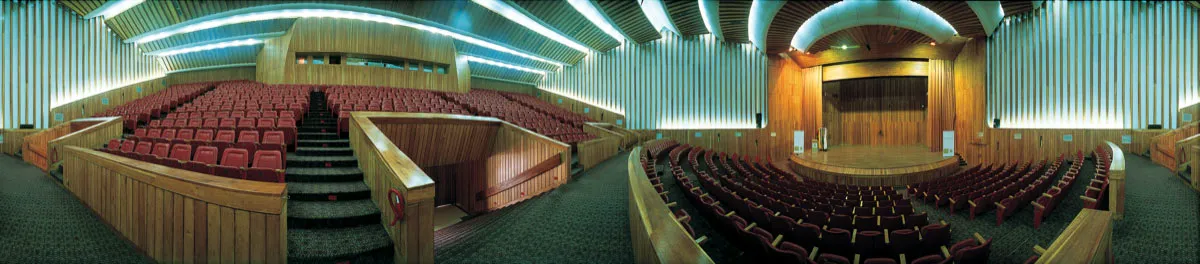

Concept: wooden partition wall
[[983, 129, 1163, 165], [626, 147, 714, 264], [61, 146, 288, 263], [348, 112, 571, 263], [22, 122, 75, 171], [1, 129, 41, 155], [47, 117, 124, 169], [1151, 122, 1199, 172], [1035, 209, 1113, 263], [1101, 141, 1127, 220], [577, 123, 623, 169]]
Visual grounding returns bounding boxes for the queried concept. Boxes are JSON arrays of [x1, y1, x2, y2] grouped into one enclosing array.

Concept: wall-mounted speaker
[[993, 118, 1001, 128], [755, 113, 763, 128]]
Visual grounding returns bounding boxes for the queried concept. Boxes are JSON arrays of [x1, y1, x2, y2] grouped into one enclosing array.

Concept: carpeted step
[[298, 132, 340, 140], [287, 154, 357, 167], [571, 167, 583, 176], [288, 182, 372, 201], [288, 199, 381, 229], [297, 146, 353, 156], [296, 139, 350, 148], [300, 127, 336, 133], [288, 225, 393, 263], [286, 167, 364, 182]]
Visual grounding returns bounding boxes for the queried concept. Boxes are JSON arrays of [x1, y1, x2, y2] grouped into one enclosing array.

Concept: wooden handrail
[[477, 153, 563, 200], [47, 116, 123, 167], [1035, 209, 1113, 264], [627, 147, 714, 264]]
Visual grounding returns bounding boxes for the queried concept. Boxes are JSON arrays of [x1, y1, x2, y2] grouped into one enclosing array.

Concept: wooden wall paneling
[[164, 67, 257, 86], [256, 29, 293, 84], [586, 122, 634, 148], [1151, 123, 1200, 171], [1181, 103, 1200, 126], [47, 117, 123, 170], [626, 147, 715, 263], [1, 129, 41, 155], [953, 38, 988, 165], [979, 129, 1148, 165], [473, 77, 536, 95], [49, 78, 168, 127], [22, 122, 73, 171], [927, 60, 955, 152], [482, 123, 571, 211], [374, 121, 497, 168], [59, 146, 286, 264], [1036, 209, 1113, 264], [788, 155, 959, 186], [765, 59, 823, 162], [1129, 130, 1167, 156], [823, 77, 928, 146], [576, 137, 619, 170], [537, 92, 627, 125], [821, 60, 929, 82]]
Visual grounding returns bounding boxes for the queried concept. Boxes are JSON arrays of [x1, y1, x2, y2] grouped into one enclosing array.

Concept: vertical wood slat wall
[[482, 124, 571, 211], [0, 129, 41, 155], [61, 147, 287, 264], [540, 31, 768, 130], [927, 60, 955, 152], [0, 1, 165, 129], [821, 77, 928, 146], [953, 39, 989, 165], [987, 0, 1200, 130]]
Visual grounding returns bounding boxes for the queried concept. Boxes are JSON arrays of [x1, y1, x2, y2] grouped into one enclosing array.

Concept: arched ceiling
[[58, 0, 1044, 84]]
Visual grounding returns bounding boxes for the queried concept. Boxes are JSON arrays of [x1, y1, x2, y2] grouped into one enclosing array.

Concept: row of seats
[[130, 128, 288, 157], [445, 90, 596, 144], [963, 161, 1050, 220], [650, 142, 991, 264], [102, 139, 285, 182], [500, 92, 594, 125], [636, 142, 710, 249], [163, 110, 298, 120], [994, 155, 1066, 226], [1081, 146, 1113, 210], [97, 83, 213, 130], [325, 86, 470, 135], [143, 117, 298, 148], [1031, 151, 1085, 229]]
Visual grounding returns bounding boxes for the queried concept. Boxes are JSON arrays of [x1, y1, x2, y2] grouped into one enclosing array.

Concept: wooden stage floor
[[793, 145, 951, 169]]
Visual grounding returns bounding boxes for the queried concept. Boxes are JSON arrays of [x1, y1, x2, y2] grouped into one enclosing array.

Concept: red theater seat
[[133, 141, 154, 161], [235, 130, 260, 154], [246, 150, 285, 182], [186, 146, 219, 174], [173, 129, 195, 145], [168, 144, 193, 168], [215, 148, 249, 179], [150, 143, 171, 165], [106, 139, 122, 154]]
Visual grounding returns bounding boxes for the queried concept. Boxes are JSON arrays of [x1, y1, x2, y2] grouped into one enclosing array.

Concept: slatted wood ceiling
[[511, 0, 620, 52], [593, 0, 661, 44], [717, 0, 752, 43], [763, 1, 837, 54], [808, 26, 935, 54], [916, 1, 985, 37], [663, 0, 708, 36], [158, 46, 260, 72], [1001, 1, 1040, 17], [468, 62, 543, 84]]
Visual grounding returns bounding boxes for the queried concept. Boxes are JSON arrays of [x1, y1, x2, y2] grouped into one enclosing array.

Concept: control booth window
[[302, 52, 451, 74]]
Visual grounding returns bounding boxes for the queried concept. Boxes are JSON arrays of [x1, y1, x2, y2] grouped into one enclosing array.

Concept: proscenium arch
[[790, 0, 958, 52]]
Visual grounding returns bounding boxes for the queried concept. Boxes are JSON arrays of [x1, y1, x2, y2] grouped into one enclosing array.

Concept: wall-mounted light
[[930, 41, 937, 46], [840, 45, 848, 50], [462, 55, 548, 75], [472, 0, 592, 52], [84, 0, 144, 20]]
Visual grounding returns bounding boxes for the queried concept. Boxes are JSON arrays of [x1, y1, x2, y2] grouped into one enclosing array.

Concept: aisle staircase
[[285, 90, 393, 263]]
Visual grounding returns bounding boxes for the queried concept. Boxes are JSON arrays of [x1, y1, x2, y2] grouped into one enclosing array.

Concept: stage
[[789, 145, 960, 186]]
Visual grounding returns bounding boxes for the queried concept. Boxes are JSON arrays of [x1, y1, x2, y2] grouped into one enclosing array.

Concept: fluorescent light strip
[[166, 63, 256, 74], [125, 5, 567, 67], [567, 0, 629, 43], [148, 38, 263, 57], [537, 88, 625, 115], [698, 0, 722, 39], [463, 55, 547, 75], [640, 0, 679, 35], [472, 0, 591, 52], [144, 31, 284, 56], [657, 120, 757, 130], [85, 0, 144, 20], [51, 74, 165, 108], [471, 74, 539, 86]]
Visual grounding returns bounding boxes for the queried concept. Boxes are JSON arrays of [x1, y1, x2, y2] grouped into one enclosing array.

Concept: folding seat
[[910, 254, 946, 264], [280, 111, 295, 119], [855, 215, 880, 231], [890, 229, 921, 262], [214, 148, 249, 179], [786, 222, 822, 250], [738, 224, 775, 261], [237, 117, 257, 132], [149, 143, 172, 165], [213, 130, 238, 153], [203, 112, 217, 119], [862, 258, 897, 264], [186, 118, 203, 129], [149, 120, 162, 128], [854, 230, 886, 259], [805, 210, 829, 227], [219, 118, 237, 130], [167, 144, 193, 168], [947, 234, 991, 264], [247, 111, 262, 118], [834, 205, 853, 215], [260, 131, 286, 155], [146, 129, 163, 142], [246, 150, 285, 182], [263, 111, 278, 119], [173, 119, 189, 129], [894, 204, 914, 215], [853, 206, 874, 216], [231, 111, 245, 119], [173, 129, 195, 145], [202, 118, 219, 129], [120, 140, 137, 154], [770, 241, 816, 264], [132, 129, 148, 141], [919, 223, 951, 256], [904, 213, 929, 229], [235, 130, 260, 155], [156, 129, 177, 144], [186, 146, 219, 174], [879, 215, 904, 231], [133, 141, 154, 161], [820, 228, 854, 259], [217, 111, 230, 118], [104, 139, 123, 154], [815, 254, 851, 264], [256, 118, 275, 134], [828, 214, 853, 230]]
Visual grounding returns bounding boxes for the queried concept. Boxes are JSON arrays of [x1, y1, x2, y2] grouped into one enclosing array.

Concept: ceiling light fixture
[[472, 0, 591, 52], [124, 4, 568, 67], [145, 32, 285, 57], [566, 0, 630, 43], [462, 55, 548, 75], [84, 0, 144, 20], [930, 41, 936, 46]]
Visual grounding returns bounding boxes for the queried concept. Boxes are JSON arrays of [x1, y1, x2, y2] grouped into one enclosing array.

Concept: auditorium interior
[[2, 0, 1200, 263]]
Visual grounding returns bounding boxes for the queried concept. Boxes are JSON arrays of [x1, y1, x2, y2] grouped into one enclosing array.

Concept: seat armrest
[[809, 247, 820, 260], [1031, 202, 1045, 209], [974, 233, 987, 243], [743, 222, 757, 231], [1080, 196, 1097, 203], [772, 235, 784, 247], [968, 200, 977, 207], [941, 246, 952, 258], [1033, 245, 1047, 255]]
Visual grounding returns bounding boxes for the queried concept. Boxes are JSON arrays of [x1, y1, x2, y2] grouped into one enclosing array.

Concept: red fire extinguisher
[[388, 189, 405, 226]]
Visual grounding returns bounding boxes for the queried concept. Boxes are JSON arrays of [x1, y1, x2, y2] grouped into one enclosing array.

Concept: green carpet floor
[[0, 154, 153, 263], [432, 152, 635, 264]]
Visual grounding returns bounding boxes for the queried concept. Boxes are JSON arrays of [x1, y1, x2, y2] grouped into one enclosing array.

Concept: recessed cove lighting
[[85, 0, 144, 20], [124, 4, 568, 67], [463, 55, 548, 75], [149, 39, 263, 57], [51, 74, 165, 108], [472, 0, 591, 52], [567, 0, 629, 43], [790, 0, 958, 52], [640, 0, 679, 35]]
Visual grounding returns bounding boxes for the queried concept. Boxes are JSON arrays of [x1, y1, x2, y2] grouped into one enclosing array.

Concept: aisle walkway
[[0, 155, 151, 263], [1113, 155, 1200, 262], [433, 152, 634, 264]]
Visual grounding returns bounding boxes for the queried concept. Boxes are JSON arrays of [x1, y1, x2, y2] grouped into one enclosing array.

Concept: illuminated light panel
[[537, 88, 625, 115], [566, 0, 629, 43], [463, 55, 548, 75], [657, 119, 758, 130], [147, 38, 263, 57], [124, 5, 567, 67], [698, 0, 722, 39], [472, 0, 591, 52], [84, 0, 144, 20], [790, 0, 958, 52], [51, 74, 166, 108], [640, 0, 679, 35]]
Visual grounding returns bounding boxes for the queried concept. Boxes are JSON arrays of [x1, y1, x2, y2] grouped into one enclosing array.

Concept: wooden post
[[1191, 146, 1199, 192], [1105, 142, 1126, 221]]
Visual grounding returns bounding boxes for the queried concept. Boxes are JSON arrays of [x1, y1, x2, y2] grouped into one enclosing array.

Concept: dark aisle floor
[[432, 152, 635, 264], [0, 154, 152, 264]]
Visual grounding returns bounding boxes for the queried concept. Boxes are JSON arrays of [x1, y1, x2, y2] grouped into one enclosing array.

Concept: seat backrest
[[107, 139, 122, 150], [277, 118, 296, 127], [193, 146, 219, 164], [890, 229, 920, 253], [194, 129, 215, 141], [176, 129, 195, 140], [121, 140, 137, 152], [161, 129, 177, 139], [188, 119, 203, 127], [955, 239, 991, 262], [262, 131, 285, 145], [215, 130, 237, 142], [151, 143, 171, 157], [219, 118, 236, 127], [252, 150, 283, 169], [173, 119, 188, 128], [257, 118, 275, 128], [134, 129, 147, 137], [220, 148, 250, 167], [169, 144, 193, 161], [147, 129, 162, 138], [238, 130, 260, 143], [203, 118, 219, 128], [238, 118, 256, 127], [134, 141, 153, 154]]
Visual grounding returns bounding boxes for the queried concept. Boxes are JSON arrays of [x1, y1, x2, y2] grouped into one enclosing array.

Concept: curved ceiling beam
[[748, 0, 785, 52], [123, 3, 569, 67], [790, 0, 958, 52], [967, 1, 1004, 36], [698, 0, 723, 40]]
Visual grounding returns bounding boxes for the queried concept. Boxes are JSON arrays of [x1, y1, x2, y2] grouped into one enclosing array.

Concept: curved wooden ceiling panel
[[717, 0, 752, 43], [139, 19, 296, 53], [916, 1, 985, 37], [1001, 1, 1039, 17], [663, 0, 708, 36], [512, 0, 621, 52], [807, 25, 934, 54], [763, 1, 837, 54], [593, 0, 661, 44], [158, 45, 260, 72], [467, 61, 543, 84]]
